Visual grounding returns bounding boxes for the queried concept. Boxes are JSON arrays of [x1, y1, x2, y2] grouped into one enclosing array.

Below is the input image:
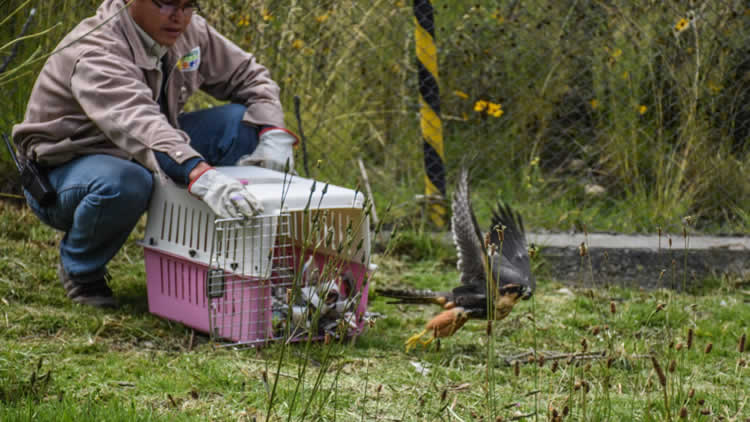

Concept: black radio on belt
[[3, 133, 56, 206]]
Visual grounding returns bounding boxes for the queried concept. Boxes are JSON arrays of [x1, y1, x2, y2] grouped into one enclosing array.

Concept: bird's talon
[[405, 329, 428, 352]]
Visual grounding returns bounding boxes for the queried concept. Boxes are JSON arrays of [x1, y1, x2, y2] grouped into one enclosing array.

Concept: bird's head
[[521, 284, 534, 300], [498, 282, 534, 301], [493, 290, 520, 321], [494, 264, 536, 302]]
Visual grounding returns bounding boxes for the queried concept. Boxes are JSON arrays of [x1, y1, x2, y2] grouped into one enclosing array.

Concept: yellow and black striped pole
[[414, 0, 447, 227]]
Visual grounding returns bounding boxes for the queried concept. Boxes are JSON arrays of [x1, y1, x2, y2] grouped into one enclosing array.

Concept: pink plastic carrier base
[[143, 246, 369, 345]]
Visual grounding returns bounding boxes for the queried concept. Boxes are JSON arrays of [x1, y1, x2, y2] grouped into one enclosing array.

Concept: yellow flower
[[674, 18, 689, 33], [590, 99, 599, 110], [316, 13, 330, 23], [262, 9, 273, 22], [487, 102, 503, 118], [707, 81, 722, 94], [612, 48, 622, 58], [491, 11, 505, 24], [454, 90, 469, 100], [622, 71, 629, 80], [237, 15, 250, 26], [292, 39, 305, 50], [474, 100, 488, 112], [638, 105, 648, 115], [530, 156, 540, 167]]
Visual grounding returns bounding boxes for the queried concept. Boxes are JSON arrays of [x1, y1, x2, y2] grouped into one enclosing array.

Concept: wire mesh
[[1, 0, 748, 233], [205, 211, 369, 347], [207, 215, 295, 346]]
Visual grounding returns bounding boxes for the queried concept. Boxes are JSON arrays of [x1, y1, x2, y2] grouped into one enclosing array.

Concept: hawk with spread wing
[[379, 168, 535, 351]]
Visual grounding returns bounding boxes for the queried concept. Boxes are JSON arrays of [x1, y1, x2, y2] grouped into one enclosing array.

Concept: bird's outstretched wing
[[489, 202, 535, 297], [451, 168, 488, 292]]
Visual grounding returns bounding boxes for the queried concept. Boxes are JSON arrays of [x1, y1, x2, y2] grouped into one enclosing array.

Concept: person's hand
[[188, 167, 263, 219], [236, 127, 298, 173]]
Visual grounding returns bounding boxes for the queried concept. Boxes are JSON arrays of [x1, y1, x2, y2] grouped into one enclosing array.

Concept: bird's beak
[[521, 285, 534, 300]]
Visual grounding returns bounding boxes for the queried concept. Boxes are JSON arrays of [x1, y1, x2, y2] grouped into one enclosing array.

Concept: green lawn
[[0, 201, 748, 421]]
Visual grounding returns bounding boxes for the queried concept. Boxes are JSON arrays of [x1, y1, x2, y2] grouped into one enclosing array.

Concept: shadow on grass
[[113, 280, 151, 316], [1, 395, 191, 422]]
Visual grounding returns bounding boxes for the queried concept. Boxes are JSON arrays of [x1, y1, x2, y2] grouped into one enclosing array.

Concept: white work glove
[[236, 127, 298, 173], [188, 168, 263, 219]]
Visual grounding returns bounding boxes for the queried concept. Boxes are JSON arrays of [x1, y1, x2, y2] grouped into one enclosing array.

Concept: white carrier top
[[141, 166, 370, 277]]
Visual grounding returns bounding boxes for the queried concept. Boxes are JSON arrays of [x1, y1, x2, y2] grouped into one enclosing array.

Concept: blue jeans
[[25, 104, 259, 280]]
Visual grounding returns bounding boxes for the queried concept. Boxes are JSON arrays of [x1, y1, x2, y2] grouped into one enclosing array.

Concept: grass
[[0, 200, 748, 421], [0, 2, 748, 418]]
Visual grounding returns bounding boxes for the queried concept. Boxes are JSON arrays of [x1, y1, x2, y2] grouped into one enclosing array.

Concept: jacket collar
[[131, 14, 169, 65]]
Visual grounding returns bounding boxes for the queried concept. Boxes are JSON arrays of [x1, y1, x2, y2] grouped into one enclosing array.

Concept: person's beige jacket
[[12, 0, 284, 175]]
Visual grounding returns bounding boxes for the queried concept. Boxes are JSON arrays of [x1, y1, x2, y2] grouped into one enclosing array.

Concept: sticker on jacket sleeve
[[177, 47, 200, 72]]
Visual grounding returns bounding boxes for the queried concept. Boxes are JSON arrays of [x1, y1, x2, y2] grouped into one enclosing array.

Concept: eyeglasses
[[150, 0, 199, 17]]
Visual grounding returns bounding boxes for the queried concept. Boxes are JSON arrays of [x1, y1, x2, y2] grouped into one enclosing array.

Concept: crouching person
[[12, 0, 297, 308]]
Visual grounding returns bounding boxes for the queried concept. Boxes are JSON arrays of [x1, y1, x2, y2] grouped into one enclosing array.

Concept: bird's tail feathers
[[376, 287, 450, 306]]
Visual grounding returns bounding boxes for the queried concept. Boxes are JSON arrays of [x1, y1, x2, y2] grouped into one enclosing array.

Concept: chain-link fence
[[2, 0, 749, 234]]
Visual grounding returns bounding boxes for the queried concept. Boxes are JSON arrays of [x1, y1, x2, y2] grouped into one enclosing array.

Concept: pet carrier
[[140, 166, 371, 346]]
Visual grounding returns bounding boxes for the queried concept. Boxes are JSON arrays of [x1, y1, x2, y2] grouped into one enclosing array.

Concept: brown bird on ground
[[379, 167, 535, 351]]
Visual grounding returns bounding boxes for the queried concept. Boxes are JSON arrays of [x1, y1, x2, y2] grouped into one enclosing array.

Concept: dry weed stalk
[[651, 356, 667, 388], [739, 333, 746, 353], [651, 355, 672, 422]]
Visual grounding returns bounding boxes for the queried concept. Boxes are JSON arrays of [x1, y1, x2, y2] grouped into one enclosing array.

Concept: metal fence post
[[414, 0, 447, 228]]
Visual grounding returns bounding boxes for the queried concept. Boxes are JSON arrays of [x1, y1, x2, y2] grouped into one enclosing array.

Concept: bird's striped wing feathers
[[489, 202, 533, 289], [451, 168, 488, 290]]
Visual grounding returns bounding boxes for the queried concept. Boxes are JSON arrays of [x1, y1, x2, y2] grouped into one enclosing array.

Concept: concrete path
[[529, 232, 750, 251], [527, 232, 749, 288]]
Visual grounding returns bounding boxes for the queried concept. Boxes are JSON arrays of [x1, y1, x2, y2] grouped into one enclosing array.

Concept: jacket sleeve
[[197, 20, 285, 128], [70, 48, 203, 172]]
